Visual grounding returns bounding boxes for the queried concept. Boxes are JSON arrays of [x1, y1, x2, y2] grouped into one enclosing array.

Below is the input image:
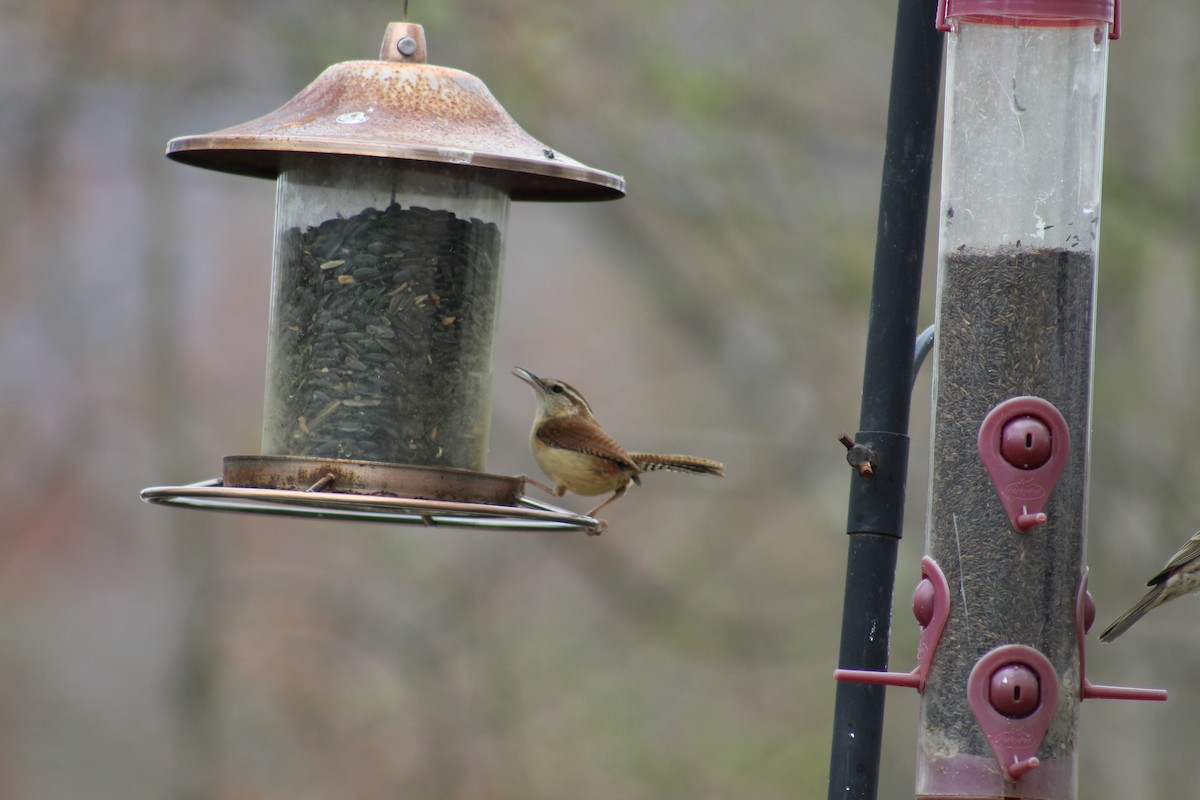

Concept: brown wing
[[1147, 530, 1200, 586], [536, 417, 641, 473]]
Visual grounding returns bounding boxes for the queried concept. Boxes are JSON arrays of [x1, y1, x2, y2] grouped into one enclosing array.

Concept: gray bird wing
[[1147, 531, 1200, 586], [1098, 583, 1168, 642]]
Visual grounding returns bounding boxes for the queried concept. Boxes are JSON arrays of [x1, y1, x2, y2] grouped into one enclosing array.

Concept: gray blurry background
[[2, 1, 1199, 798]]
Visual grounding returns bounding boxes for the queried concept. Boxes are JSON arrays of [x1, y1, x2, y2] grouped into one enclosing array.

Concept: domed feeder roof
[[166, 22, 624, 202]]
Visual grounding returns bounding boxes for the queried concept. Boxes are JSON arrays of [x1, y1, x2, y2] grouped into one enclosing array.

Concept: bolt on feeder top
[[142, 21, 623, 532]]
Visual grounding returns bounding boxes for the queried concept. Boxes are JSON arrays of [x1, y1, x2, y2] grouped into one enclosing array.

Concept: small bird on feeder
[[1099, 530, 1200, 642], [513, 367, 724, 528]]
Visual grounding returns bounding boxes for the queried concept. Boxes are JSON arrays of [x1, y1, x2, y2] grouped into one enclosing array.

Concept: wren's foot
[[520, 475, 557, 497], [586, 518, 608, 536], [585, 486, 627, 518]]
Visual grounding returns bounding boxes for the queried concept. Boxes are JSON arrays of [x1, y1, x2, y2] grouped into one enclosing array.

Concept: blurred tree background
[[1, 0, 1199, 798]]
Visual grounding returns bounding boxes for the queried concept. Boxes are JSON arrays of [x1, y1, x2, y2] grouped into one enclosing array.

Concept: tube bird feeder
[[922, 2, 1167, 797], [141, 20, 623, 532], [836, 2, 1167, 798]]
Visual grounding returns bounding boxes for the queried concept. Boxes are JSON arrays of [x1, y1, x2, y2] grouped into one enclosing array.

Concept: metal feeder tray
[[141, 455, 603, 533]]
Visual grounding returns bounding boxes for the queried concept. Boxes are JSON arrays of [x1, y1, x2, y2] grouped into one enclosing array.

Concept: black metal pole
[[826, 0, 942, 798]]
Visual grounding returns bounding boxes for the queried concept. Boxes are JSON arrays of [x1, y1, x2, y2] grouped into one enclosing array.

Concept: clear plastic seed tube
[[921, 3, 1113, 797], [261, 155, 510, 470]]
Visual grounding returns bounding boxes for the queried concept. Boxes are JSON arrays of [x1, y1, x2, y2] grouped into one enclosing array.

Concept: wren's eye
[[551, 384, 565, 394]]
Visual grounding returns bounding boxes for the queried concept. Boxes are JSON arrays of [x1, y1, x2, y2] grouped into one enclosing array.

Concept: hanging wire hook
[[403, 0, 409, 21]]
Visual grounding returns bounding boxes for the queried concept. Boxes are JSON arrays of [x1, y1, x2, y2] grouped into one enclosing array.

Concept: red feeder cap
[[937, 0, 1120, 39]]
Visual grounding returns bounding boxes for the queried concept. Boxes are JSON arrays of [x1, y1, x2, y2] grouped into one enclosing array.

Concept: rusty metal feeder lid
[[166, 22, 624, 201]]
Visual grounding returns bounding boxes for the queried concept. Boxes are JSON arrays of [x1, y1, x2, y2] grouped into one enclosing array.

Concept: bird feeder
[[141, 20, 622, 532], [835, 1, 1167, 798], [921, 2, 1165, 797]]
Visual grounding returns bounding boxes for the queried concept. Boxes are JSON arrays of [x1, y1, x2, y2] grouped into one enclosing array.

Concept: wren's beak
[[512, 366, 545, 393], [513, 367, 562, 418]]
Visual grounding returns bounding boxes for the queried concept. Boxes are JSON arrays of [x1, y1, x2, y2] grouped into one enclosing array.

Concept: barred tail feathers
[[628, 453, 724, 477]]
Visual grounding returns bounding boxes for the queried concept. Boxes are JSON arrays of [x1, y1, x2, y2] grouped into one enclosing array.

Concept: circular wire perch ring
[[140, 456, 604, 533], [140, 480, 603, 532]]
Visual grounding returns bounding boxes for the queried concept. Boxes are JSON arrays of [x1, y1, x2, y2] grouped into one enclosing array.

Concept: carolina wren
[[513, 367, 724, 526]]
